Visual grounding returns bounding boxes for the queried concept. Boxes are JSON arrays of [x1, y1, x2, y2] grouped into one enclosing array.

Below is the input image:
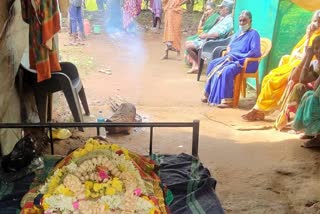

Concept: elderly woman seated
[[184, 2, 220, 65], [184, 0, 234, 74], [242, 10, 320, 121], [274, 36, 320, 131], [201, 10, 261, 108], [292, 36, 320, 148]]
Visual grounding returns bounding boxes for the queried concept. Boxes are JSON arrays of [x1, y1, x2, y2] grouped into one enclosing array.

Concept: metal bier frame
[[0, 120, 200, 157]]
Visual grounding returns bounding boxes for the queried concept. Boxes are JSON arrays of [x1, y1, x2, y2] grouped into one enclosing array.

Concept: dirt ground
[[49, 12, 320, 214]]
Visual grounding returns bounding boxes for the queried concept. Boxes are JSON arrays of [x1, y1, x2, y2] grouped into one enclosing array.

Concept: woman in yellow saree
[[242, 10, 320, 121]]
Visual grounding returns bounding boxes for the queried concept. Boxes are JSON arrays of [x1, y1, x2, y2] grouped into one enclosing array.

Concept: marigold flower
[[106, 187, 116, 195]]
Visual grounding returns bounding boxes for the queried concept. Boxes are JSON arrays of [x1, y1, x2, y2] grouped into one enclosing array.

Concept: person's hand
[[305, 46, 314, 56], [292, 47, 304, 60], [199, 33, 207, 39], [306, 23, 317, 39]]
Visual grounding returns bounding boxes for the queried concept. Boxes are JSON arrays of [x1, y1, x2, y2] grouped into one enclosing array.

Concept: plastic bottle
[[97, 111, 106, 137]]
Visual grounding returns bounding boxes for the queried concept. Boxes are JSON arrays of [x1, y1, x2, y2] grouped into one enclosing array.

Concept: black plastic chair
[[197, 36, 232, 81], [20, 55, 90, 131]]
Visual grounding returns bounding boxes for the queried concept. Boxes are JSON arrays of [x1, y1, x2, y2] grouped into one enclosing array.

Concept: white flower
[[66, 162, 78, 173], [99, 195, 123, 209], [44, 195, 75, 212], [136, 197, 154, 211]]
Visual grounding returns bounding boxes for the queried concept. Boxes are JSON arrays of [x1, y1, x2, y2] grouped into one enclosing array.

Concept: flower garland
[[36, 138, 162, 214]]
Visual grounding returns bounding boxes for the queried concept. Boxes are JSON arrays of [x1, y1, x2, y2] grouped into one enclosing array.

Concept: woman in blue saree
[[201, 10, 261, 108]]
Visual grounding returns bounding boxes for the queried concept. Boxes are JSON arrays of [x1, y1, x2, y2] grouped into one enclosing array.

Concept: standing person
[[69, 0, 85, 45], [201, 10, 261, 107], [242, 10, 320, 121], [105, 0, 123, 33], [161, 0, 189, 60], [96, 0, 106, 11], [122, 0, 142, 32], [149, 0, 162, 32]]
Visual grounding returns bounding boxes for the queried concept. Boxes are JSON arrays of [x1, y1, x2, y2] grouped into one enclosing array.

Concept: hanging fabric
[[20, 0, 61, 82]]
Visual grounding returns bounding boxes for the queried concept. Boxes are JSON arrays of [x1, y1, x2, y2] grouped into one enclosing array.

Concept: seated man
[[185, 0, 234, 74], [201, 10, 261, 108]]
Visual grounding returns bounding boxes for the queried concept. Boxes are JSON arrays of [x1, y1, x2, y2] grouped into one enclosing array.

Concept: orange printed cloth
[[21, 0, 61, 82], [162, 0, 184, 51]]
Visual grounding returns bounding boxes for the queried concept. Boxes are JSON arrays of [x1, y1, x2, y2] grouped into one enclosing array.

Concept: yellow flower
[[85, 189, 91, 198], [100, 144, 110, 150], [53, 184, 74, 196], [42, 195, 51, 210], [104, 204, 109, 210], [93, 183, 102, 192], [122, 149, 129, 158], [43, 193, 51, 199], [91, 192, 100, 198], [111, 144, 120, 151], [84, 142, 94, 152], [111, 178, 123, 192], [149, 207, 160, 214], [142, 196, 149, 201], [85, 181, 93, 189], [106, 187, 116, 195], [42, 201, 49, 211], [47, 177, 60, 194]]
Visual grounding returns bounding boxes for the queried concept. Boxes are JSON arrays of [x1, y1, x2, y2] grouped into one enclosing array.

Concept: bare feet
[[302, 136, 320, 148], [161, 49, 169, 60], [161, 54, 168, 60], [201, 97, 208, 103], [241, 109, 265, 121], [187, 68, 199, 74], [299, 134, 315, 139], [201, 93, 208, 103], [217, 103, 232, 108]]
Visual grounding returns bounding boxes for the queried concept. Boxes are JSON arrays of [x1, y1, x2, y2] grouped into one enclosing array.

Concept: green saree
[[293, 87, 320, 135], [186, 12, 220, 41]]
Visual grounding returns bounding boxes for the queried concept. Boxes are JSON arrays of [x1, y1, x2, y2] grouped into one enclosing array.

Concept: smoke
[[103, 1, 146, 66]]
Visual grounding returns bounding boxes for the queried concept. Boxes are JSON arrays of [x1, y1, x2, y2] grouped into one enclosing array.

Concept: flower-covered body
[[35, 139, 164, 214]]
